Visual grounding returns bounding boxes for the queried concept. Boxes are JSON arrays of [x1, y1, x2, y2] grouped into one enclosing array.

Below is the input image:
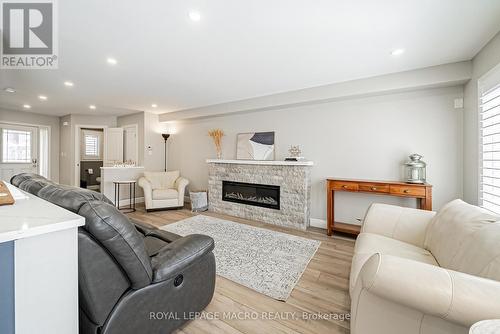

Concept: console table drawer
[[390, 185, 426, 197], [331, 181, 358, 191], [359, 183, 390, 194]]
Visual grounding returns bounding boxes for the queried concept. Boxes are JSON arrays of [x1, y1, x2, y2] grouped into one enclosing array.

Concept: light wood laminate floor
[[127, 206, 355, 334]]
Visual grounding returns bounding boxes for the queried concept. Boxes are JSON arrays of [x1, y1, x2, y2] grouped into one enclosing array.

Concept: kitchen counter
[[0, 183, 84, 243], [0, 183, 83, 334]]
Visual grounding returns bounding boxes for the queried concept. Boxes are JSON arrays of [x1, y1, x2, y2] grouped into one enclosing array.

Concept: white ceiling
[[1, 0, 500, 117]]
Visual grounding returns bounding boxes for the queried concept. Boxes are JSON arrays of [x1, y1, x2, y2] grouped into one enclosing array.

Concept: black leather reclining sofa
[[10, 173, 216, 334]]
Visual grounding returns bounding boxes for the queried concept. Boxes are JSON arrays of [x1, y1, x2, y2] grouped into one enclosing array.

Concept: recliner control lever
[[174, 274, 183, 287]]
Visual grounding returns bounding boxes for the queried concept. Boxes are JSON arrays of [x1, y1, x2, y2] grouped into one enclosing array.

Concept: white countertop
[[206, 159, 314, 166], [0, 184, 85, 243]]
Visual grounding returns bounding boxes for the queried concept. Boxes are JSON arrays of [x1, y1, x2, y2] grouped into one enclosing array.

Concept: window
[[81, 129, 103, 161], [85, 134, 99, 157], [479, 84, 500, 214], [2, 129, 32, 163]]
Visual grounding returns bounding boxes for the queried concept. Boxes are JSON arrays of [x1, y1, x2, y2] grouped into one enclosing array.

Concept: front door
[[0, 124, 38, 182]]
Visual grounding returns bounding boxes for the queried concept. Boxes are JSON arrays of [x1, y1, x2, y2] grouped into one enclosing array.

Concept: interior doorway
[[75, 126, 105, 190]]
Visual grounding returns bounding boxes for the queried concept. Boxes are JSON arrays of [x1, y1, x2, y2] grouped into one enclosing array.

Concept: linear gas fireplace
[[222, 181, 280, 210]]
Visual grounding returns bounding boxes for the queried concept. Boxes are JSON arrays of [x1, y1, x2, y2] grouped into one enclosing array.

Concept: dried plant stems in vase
[[208, 129, 224, 159]]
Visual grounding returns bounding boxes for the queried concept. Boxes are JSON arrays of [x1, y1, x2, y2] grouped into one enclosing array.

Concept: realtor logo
[[1, 0, 58, 69]]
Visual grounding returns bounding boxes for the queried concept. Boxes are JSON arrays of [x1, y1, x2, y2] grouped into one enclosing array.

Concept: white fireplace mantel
[[206, 159, 314, 166]]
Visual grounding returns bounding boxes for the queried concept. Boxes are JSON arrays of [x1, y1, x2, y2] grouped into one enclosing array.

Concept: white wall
[[59, 115, 72, 185], [167, 86, 464, 224], [0, 109, 60, 182], [144, 112, 168, 172], [463, 31, 500, 204]]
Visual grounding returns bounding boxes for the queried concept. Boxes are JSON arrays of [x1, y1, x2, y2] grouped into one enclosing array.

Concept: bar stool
[[113, 180, 136, 213]]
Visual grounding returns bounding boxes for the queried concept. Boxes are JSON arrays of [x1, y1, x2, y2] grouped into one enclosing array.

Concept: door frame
[[122, 124, 139, 164], [74, 124, 108, 187], [0, 121, 51, 179]]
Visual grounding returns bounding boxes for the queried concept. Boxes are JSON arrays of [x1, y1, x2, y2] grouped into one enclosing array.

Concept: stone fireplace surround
[[207, 159, 313, 230]]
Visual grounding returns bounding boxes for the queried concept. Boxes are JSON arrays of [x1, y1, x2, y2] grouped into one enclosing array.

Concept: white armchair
[[138, 171, 189, 211], [350, 200, 500, 334]]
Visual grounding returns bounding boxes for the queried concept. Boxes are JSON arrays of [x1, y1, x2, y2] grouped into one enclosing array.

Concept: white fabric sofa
[[350, 199, 500, 334], [138, 171, 189, 211]]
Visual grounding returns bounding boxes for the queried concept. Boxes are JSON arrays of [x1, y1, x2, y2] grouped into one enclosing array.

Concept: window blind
[[84, 134, 99, 157], [479, 84, 500, 214]]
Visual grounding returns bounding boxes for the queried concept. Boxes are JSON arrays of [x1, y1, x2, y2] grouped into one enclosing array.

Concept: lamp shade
[[162, 133, 170, 141]]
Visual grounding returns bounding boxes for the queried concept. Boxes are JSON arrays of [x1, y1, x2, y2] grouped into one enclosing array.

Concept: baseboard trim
[[117, 196, 144, 207], [310, 218, 327, 229], [146, 206, 183, 212]]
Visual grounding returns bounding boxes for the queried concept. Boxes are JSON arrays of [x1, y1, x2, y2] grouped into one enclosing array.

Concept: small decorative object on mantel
[[285, 145, 307, 161], [404, 153, 427, 184], [208, 129, 224, 159]]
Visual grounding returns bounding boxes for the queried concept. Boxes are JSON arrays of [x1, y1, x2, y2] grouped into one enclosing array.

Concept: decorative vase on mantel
[[208, 129, 224, 160]]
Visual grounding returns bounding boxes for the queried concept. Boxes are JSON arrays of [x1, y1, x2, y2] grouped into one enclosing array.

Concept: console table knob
[[403, 189, 410, 193], [371, 187, 377, 190]]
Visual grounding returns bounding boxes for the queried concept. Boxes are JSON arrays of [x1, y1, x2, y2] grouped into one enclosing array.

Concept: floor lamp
[[162, 134, 170, 172]]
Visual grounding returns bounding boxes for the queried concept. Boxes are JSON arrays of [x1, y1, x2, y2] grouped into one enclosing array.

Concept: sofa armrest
[[130, 218, 156, 235], [151, 234, 214, 283], [138, 176, 151, 188], [362, 203, 436, 247], [131, 220, 181, 243], [357, 253, 500, 328], [174, 177, 189, 204], [138, 177, 153, 209]]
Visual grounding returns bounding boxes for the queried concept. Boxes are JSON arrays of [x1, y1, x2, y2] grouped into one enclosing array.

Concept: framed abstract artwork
[[236, 131, 275, 160]]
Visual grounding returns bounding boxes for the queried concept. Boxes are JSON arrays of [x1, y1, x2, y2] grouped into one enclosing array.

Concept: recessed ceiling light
[[38, 95, 47, 101], [107, 57, 117, 65], [64, 81, 74, 87], [23, 104, 31, 109], [189, 11, 201, 22], [151, 103, 158, 108], [4, 87, 16, 93], [391, 48, 405, 56], [89, 105, 96, 110]]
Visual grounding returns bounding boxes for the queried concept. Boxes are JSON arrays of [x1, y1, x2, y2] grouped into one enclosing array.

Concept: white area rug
[[161, 215, 320, 301]]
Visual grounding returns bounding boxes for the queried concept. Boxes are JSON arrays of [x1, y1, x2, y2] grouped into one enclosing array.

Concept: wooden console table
[[326, 178, 432, 236]]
